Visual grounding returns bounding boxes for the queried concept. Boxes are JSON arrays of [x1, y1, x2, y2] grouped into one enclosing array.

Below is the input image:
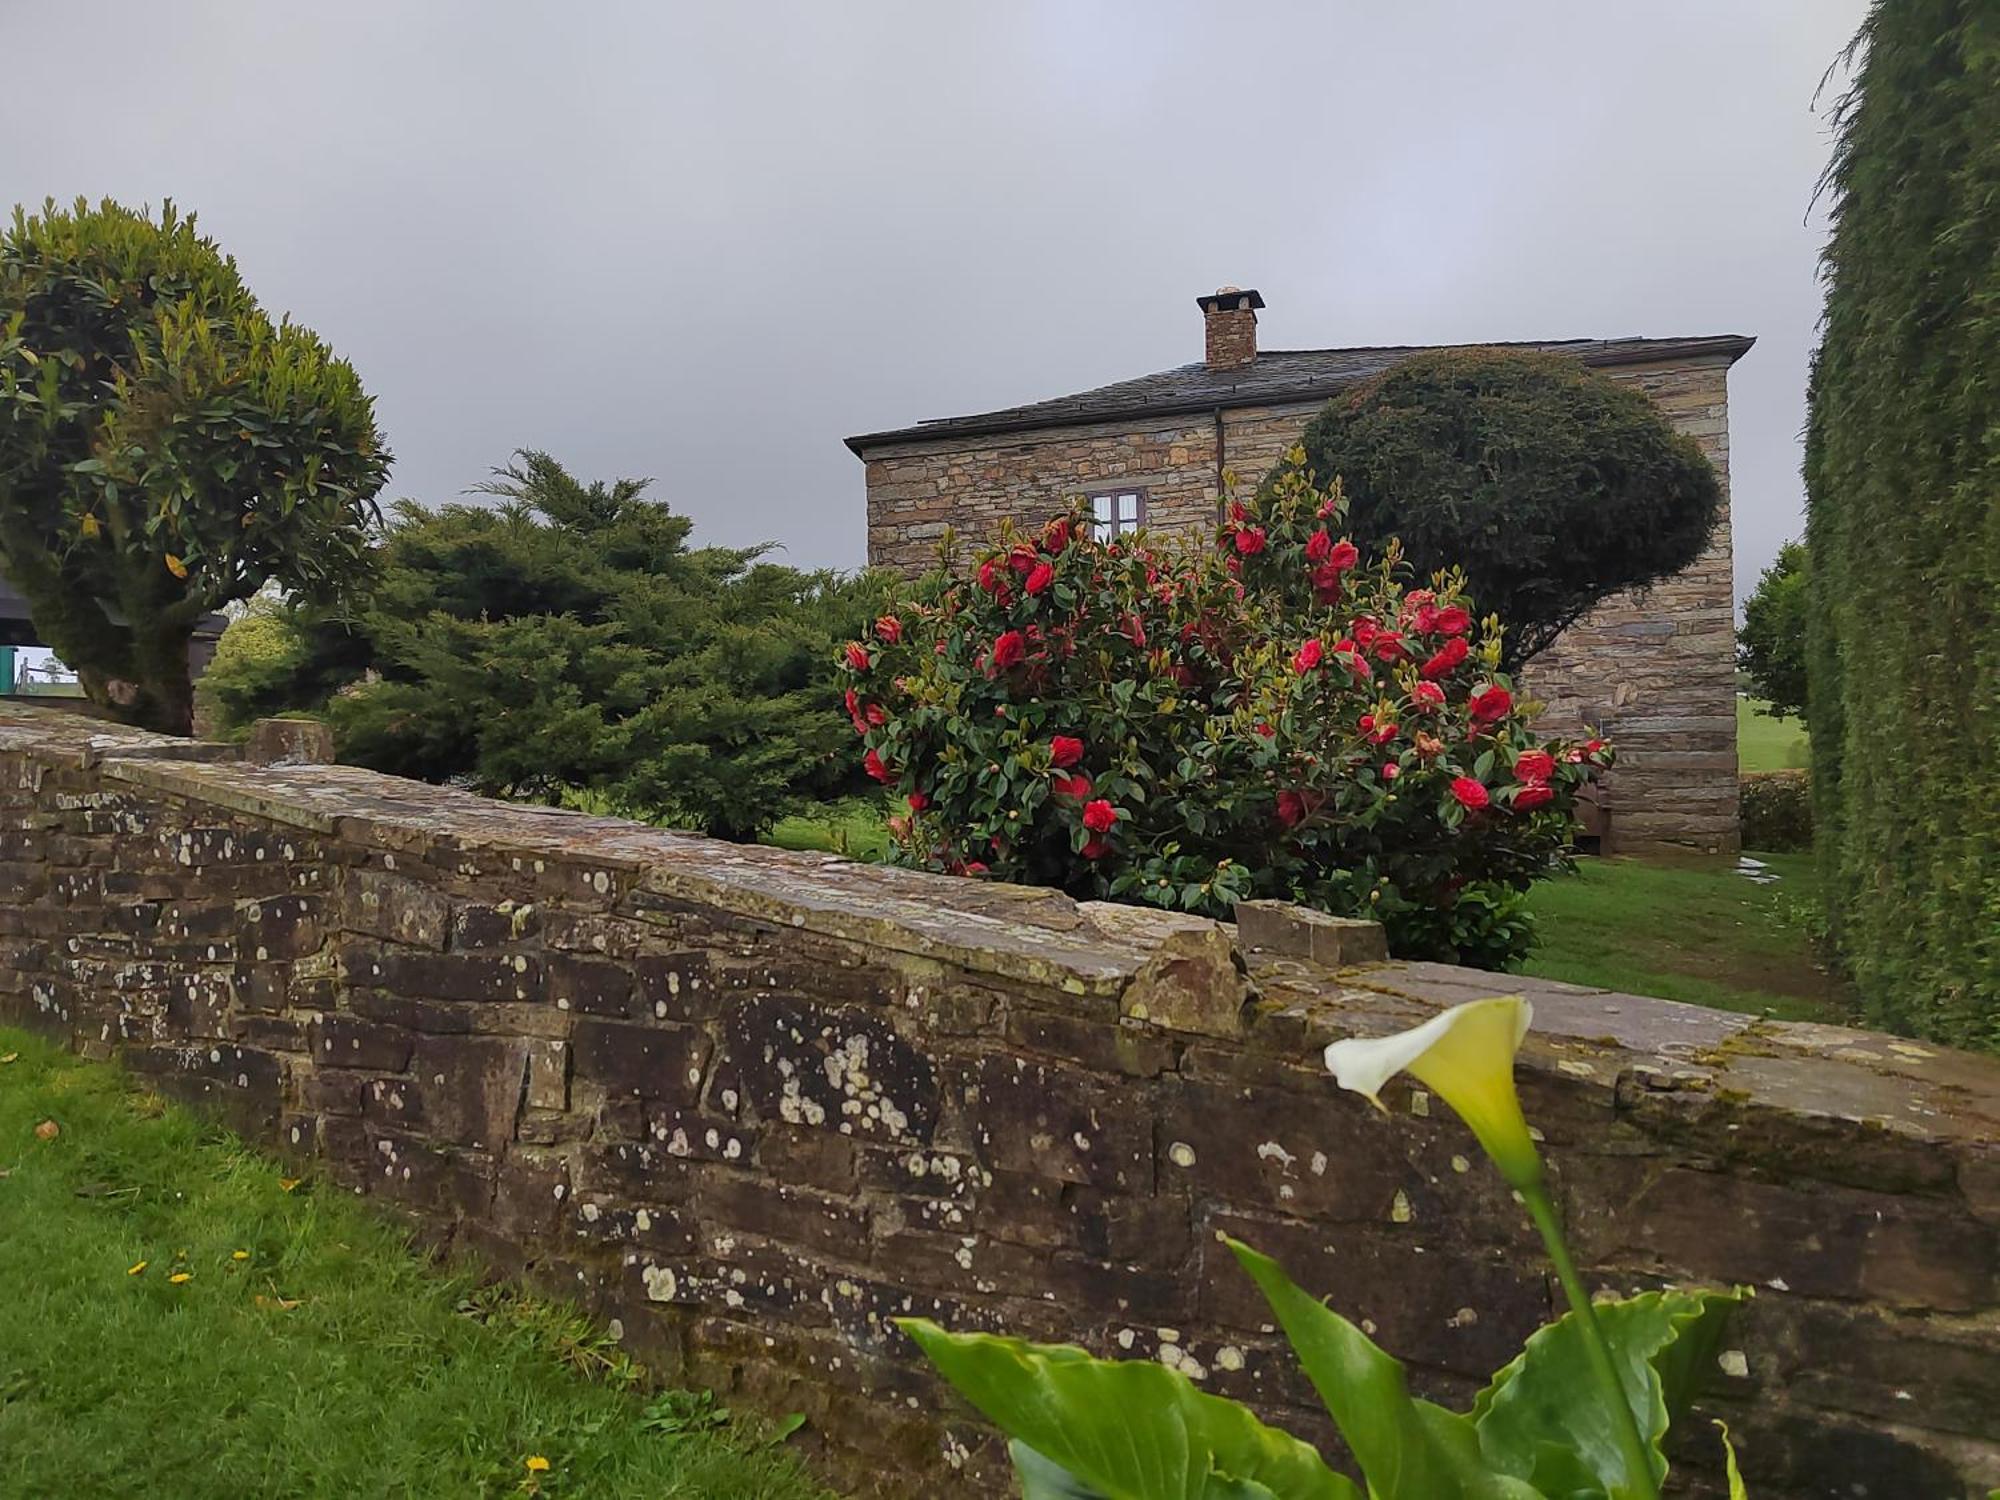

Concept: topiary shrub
[[1284, 348, 1722, 670], [1738, 542, 1810, 723], [1740, 770, 1812, 853], [838, 456, 1610, 969]]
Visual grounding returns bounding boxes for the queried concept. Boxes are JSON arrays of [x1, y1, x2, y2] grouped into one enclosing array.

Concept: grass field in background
[[1737, 696, 1810, 773], [1521, 851, 1845, 1023], [0, 1030, 828, 1500]]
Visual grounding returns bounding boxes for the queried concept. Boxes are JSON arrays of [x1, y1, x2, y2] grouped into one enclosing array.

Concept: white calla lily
[[1323, 995, 1542, 1188]]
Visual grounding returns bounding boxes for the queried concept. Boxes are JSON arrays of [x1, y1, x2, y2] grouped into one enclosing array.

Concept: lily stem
[[1522, 1182, 1661, 1500]]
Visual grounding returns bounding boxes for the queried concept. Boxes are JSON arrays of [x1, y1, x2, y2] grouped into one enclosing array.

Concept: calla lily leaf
[[899, 1319, 1360, 1500], [1225, 1239, 1547, 1500], [1472, 1287, 1746, 1499]]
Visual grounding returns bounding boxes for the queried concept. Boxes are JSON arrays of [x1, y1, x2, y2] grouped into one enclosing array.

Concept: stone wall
[[3, 703, 1995, 1500], [861, 355, 1742, 853]]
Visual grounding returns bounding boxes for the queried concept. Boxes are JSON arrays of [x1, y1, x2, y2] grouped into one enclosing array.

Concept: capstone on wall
[[3, 704, 1995, 1500], [861, 356, 1740, 853]]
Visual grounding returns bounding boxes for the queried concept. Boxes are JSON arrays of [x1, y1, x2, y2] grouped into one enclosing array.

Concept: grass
[[0, 1030, 831, 1500], [1521, 851, 1848, 1023], [765, 798, 893, 860], [1737, 696, 1810, 773]]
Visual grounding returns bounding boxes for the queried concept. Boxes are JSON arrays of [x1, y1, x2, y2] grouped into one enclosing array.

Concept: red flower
[[991, 630, 1027, 669], [1513, 749, 1555, 783], [1382, 762, 1401, 780], [1434, 605, 1471, 636], [1121, 613, 1147, 647], [1410, 681, 1445, 711], [1305, 530, 1333, 563], [864, 702, 888, 727], [844, 642, 871, 671], [977, 559, 1004, 594], [1310, 562, 1345, 603], [1369, 630, 1406, 663], [1276, 790, 1307, 828], [843, 688, 861, 717], [907, 791, 930, 811], [1327, 540, 1360, 571], [1451, 776, 1490, 811], [875, 615, 903, 645], [1229, 501, 1248, 524], [1234, 527, 1267, 556], [864, 749, 892, 783], [1080, 837, 1109, 860], [1469, 684, 1513, 725], [1352, 616, 1379, 646], [1025, 561, 1055, 596], [1513, 782, 1555, 810], [1082, 799, 1118, 833], [1009, 544, 1039, 576], [1367, 719, 1399, 746], [1050, 735, 1085, 768], [1292, 639, 1324, 673], [1041, 517, 1073, 552], [1053, 773, 1093, 799], [963, 860, 989, 875], [1419, 638, 1469, 679]]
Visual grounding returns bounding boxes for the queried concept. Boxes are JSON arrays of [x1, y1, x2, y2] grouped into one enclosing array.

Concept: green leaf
[[1472, 1288, 1746, 1499], [899, 1319, 1360, 1500], [1225, 1239, 1544, 1500], [1714, 1422, 1747, 1500]]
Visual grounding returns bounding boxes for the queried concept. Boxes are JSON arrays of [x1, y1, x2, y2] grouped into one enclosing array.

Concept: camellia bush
[[836, 454, 1609, 967]]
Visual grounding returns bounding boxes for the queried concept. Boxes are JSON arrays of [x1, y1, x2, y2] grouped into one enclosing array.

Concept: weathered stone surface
[[2, 699, 1997, 1500], [245, 717, 336, 766], [1234, 900, 1389, 967]]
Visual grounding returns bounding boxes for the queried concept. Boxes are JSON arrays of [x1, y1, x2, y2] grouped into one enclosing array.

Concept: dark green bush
[[1737, 542, 1810, 723], [1284, 348, 1721, 670], [1740, 771, 1812, 853], [1805, 0, 1999, 1047]]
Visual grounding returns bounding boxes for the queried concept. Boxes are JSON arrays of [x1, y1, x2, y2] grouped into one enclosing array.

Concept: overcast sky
[[4, 1, 1865, 603]]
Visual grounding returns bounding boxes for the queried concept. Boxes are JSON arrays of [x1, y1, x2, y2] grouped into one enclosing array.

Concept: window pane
[[1093, 496, 1113, 522]]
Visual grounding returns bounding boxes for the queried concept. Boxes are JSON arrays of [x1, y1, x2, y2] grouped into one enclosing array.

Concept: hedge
[[1740, 772, 1811, 854], [1804, 0, 2000, 1047]]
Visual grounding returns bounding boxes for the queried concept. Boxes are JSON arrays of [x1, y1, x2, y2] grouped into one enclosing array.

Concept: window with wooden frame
[[1087, 489, 1146, 541]]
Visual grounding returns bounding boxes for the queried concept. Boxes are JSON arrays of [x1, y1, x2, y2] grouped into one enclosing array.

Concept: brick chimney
[[1198, 286, 1264, 369]]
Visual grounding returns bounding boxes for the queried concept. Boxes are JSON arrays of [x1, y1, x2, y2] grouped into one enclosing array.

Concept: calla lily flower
[[1323, 995, 1543, 1188]]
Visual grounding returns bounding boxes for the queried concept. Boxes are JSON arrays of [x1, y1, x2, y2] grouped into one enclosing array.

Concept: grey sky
[[3, 1, 1864, 602]]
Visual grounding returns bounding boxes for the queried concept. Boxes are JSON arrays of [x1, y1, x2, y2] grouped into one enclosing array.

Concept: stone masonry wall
[[3, 704, 1996, 1499], [862, 355, 1742, 853]]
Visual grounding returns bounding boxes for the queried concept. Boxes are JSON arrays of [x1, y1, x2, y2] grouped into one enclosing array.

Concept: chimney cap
[[1197, 287, 1265, 313]]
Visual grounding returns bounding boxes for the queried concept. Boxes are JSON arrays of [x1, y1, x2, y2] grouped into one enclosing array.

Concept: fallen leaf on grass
[[127, 1260, 148, 1276], [167, 1272, 192, 1285], [278, 1178, 302, 1192], [1, 1053, 19, 1064], [252, 1294, 302, 1311], [231, 1250, 250, 1262], [33, 1120, 59, 1142]]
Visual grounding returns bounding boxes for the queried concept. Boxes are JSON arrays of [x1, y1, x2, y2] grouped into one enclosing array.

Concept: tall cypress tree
[[1805, 0, 1999, 1046]]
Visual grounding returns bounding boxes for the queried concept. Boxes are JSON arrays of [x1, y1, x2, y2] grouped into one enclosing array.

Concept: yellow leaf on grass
[[127, 1260, 148, 1277], [253, 1294, 302, 1311], [168, 1272, 192, 1285], [33, 1119, 59, 1141], [80, 514, 101, 538], [1, 1052, 20, 1064], [164, 553, 188, 578], [232, 1250, 250, 1261], [278, 1178, 302, 1192], [525, 1457, 550, 1473]]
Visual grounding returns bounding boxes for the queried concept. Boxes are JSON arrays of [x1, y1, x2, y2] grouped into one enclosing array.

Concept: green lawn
[[766, 798, 893, 860], [0, 1029, 829, 1500], [1737, 696, 1810, 773], [1522, 852, 1847, 1023]]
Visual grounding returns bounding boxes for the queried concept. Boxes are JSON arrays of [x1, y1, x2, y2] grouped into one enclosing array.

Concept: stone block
[[571, 1018, 711, 1103], [1233, 901, 1389, 967], [245, 718, 335, 766]]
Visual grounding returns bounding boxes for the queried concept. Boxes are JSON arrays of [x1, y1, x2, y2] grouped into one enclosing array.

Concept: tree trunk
[[87, 630, 196, 736]]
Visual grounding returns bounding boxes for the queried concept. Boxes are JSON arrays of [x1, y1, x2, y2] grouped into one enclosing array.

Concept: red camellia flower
[[1411, 681, 1446, 711], [1352, 617, 1379, 647], [1382, 762, 1401, 780], [977, 558, 1004, 594], [1053, 773, 1093, 799], [1292, 639, 1324, 673], [1080, 837, 1109, 860], [1050, 735, 1085, 767], [1513, 749, 1555, 783], [907, 791, 929, 811], [1082, 799, 1118, 833], [1368, 719, 1399, 746], [1327, 539, 1360, 571], [963, 860, 989, 875], [1419, 638, 1469, 679], [1311, 562, 1345, 603], [1369, 630, 1406, 663], [1513, 782, 1555, 810], [1434, 605, 1471, 636], [1468, 684, 1513, 725], [991, 630, 1027, 669], [1041, 517, 1073, 552], [863, 749, 892, 783], [1305, 530, 1333, 563], [1009, 544, 1039, 576], [1025, 561, 1055, 596], [875, 615, 903, 645], [1229, 501, 1248, 524], [1276, 790, 1307, 828], [844, 642, 871, 671], [843, 688, 861, 717], [864, 702, 888, 727], [1234, 527, 1268, 557], [1451, 776, 1490, 811]]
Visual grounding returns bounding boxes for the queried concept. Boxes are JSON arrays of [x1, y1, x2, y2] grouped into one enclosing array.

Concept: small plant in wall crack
[[900, 996, 1750, 1499]]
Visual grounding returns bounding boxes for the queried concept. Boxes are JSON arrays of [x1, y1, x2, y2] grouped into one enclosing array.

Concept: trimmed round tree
[[1737, 540, 1809, 722], [840, 455, 1609, 969], [0, 198, 388, 732], [1284, 348, 1722, 670]]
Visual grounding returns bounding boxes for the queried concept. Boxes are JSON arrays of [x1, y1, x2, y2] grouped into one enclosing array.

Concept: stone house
[[846, 290, 1752, 853]]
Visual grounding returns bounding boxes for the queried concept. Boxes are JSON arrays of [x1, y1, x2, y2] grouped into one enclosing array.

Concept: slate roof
[[844, 334, 1754, 454]]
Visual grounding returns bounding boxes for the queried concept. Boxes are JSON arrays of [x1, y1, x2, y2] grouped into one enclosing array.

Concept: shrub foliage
[[1285, 348, 1722, 670], [203, 452, 889, 841], [1739, 771, 1812, 854], [1805, 1, 1999, 1046], [0, 198, 388, 732], [1736, 542, 1810, 724], [839, 457, 1608, 968]]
